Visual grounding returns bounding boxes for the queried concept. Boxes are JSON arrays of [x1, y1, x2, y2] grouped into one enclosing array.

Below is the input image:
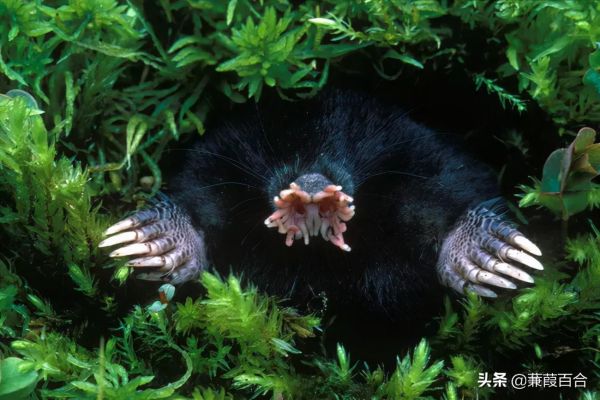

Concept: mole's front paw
[[436, 202, 543, 298], [99, 201, 206, 284]]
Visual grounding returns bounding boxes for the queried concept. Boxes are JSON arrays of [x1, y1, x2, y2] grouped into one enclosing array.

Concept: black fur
[[166, 89, 499, 337]]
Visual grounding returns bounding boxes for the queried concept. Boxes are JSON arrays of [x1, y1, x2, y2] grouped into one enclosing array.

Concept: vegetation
[[1, 0, 600, 398]]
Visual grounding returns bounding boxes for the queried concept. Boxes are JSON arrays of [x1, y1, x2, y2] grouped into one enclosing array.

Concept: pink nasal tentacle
[[264, 181, 355, 251]]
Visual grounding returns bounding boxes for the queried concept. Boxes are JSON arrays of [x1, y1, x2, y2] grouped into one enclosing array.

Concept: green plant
[[1, 0, 600, 398], [216, 7, 326, 99], [0, 357, 39, 400], [519, 127, 600, 221]]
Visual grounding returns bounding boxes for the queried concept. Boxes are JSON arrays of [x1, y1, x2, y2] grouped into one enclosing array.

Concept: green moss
[[1, 0, 600, 398]]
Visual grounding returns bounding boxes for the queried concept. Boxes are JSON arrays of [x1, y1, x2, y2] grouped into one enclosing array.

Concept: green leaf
[[8, 25, 19, 42], [306, 43, 366, 59], [384, 50, 424, 69], [574, 127, 596, 154], [563, 192, 590, 217], [271, 338, 301, 355], [570, 154, 597, 175], [70, 381, 98, 393], [587, 143, 600, 169], [159, 284, 176, 302], [537, 192, 564, 215], [148, 301, 167, 313], [168, 36, 203, 53], [67, 263, 97, 297], [385, 339, 444, 398], [583, 69, 600, 95], [0, 358, 38, 400], [5, 90, 38, 110], [531, 36, 571, 62], [0, 286, 17, 310], [226, 0, 238, 26], [125, 115, 148, 169], [589, 48, 600, 69], [308, 17, 337, 27], [540, 149, 565, 193], [506, 45, 519, 70]]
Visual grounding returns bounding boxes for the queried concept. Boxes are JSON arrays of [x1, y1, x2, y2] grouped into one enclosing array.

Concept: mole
[[99, 89, 543, 353]]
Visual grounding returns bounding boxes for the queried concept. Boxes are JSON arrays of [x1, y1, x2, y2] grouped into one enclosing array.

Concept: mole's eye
[[264, 173, 355, 251]]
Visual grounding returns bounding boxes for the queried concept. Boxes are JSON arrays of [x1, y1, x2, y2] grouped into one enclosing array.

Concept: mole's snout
[[293, 173, 333, 196], [264, 172, 355, 251]]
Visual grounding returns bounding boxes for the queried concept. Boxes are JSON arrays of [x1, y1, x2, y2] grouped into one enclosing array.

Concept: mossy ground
[[1, 1, 600, 399]]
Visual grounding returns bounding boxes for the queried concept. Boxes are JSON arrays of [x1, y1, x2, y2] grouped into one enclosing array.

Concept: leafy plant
[[1, 0, 600, 398], [0, 357, 39, 400], [382, 339, 444, 399], [217, 7, 324, 99], [519, 127, 600, 221], [474, 74, 527, 113]]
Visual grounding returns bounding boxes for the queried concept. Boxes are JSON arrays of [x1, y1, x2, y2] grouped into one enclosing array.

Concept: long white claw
[[476, 271, 517, 289], [506, 249, 544, 270], [513, 235, 542, 256], [110, 243, 150, 258], [468, 284, 497, 298], [128, 256, 165, 267], [494, 262, 534, 283], [98, 231, 138, 248], [104, 218, 136, 236]]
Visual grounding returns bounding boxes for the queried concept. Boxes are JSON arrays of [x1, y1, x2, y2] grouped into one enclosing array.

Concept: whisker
[[357, 170, 431, 186], [245, 221, 265, 249], [226, 124, 277, 178], [356, 192, 402, 201], [254, 102, 276, 157], [230, 195, 266, 211], [192, 181, 261, 191], [168, 148, 270, 184], [353, 129, 458, 179]]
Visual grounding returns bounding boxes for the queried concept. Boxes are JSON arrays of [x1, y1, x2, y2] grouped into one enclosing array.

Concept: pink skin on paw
[[264, 182, 355, 251]]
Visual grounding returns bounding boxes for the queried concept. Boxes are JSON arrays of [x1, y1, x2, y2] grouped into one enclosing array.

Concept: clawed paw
[[437, 205, 543, 298], [99, 202, 205, 284]]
